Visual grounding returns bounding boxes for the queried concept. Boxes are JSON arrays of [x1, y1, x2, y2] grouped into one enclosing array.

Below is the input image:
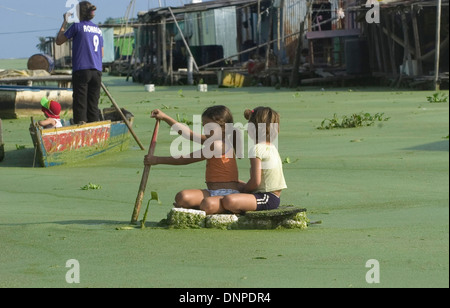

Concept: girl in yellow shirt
[[222, 107, 287, 213]]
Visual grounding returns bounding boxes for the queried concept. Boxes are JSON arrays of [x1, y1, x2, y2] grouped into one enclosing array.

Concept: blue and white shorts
[[207, 189, 240, 197], [254, 192, 281, 211]]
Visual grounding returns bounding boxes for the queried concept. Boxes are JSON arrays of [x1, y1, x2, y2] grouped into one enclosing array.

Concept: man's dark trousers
[[72, 69, 102, 124]]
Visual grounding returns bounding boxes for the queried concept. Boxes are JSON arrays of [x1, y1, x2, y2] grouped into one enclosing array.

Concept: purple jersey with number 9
[[64, 21, 103, 72]]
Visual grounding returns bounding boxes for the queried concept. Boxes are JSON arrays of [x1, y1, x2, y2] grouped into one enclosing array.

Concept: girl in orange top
[[144, 106, 239, 215]]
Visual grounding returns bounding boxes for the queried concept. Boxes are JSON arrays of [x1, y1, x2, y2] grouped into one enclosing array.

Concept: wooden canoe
[[29, 108, 134, 167], [0, 85, 72, 119]]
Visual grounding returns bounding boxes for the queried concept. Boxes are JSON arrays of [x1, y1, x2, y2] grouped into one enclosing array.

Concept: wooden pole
[[308, 4, 314, 69], [125, 48, 136, 82], [401, 11, 413, 76], [168, 7, 199, 72], [0, 118, 3, 146], [101, 82, 145, 151], [411, 6, 423, 75], [0, 119, 4, 162], [162, 17, 168, 77], [372, 25, 383, 72], [156, 18, 162, 77], [265, 4, 274, 70], [257, 0, 261, 55], [383, 13, 398, 78], [290, 1, 312, 88], [434, 0, 442, 91], [170, 35, 174, 85], [378, 24, 389, 74], [131, 119, 160, 224], [277, 2, 283, 71]]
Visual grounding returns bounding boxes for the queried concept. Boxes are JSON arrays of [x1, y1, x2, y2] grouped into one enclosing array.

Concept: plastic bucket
[[145, 84, 155, 92]]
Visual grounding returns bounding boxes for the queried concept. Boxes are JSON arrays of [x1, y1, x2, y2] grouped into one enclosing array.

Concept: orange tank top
[[205, 155, 239, 183]]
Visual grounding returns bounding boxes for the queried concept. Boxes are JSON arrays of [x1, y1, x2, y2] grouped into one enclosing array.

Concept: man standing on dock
[[56, 1, 103, 124]]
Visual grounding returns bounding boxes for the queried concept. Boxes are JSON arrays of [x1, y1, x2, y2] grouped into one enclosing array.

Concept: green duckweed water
[[0, 69, 448, 288]]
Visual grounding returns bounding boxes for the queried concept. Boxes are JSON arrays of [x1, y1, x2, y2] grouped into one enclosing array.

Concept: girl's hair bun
[[244, 109, 253, 120]]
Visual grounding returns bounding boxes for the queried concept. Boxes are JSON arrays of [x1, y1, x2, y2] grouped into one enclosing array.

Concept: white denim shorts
[[207, 189, 240, 197]]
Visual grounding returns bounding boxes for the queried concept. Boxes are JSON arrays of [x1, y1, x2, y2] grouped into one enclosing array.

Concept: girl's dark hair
[[202, 105, 234, 130], [244, 107, 280, 142], [202, 105, 236, 153], [79, 1, 96, 21]]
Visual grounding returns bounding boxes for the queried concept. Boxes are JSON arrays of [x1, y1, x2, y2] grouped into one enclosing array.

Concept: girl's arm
[[241, 158, 262, 193], [151, 109, 206, 144], [151, 109, 177, 127], [38, 118, 56, 128]]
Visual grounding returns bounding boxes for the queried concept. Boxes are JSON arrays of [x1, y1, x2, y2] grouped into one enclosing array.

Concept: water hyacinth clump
[[206, 214, 239, 230], [234, 211, 309, 230], [166, 208, 206, 229], [232, 217, 274, 230], [164, 206, 310, 230], [279, 212, 310, 230], [235, 206, 309, 230]]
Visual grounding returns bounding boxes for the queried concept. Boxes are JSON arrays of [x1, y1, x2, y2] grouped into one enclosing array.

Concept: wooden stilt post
[[290, 1, 312, 88], [401, 10, 414, 76], [168, 7, 199, 73], [434, 0, 442, 91], [383, 13, 398, 78], [411, 5, 423, 76], [265, 4, 274, 70]]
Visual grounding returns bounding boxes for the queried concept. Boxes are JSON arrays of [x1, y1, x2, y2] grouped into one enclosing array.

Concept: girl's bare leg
[[222, 193, 257, 214], [200, 196, 227, 215], [175, 189, 210, 209]]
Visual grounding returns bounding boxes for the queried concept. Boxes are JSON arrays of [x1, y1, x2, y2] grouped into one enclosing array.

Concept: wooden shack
[[131, 0, 449, 88], [132, 0, 366, 86], [348, 0, 449, 89]]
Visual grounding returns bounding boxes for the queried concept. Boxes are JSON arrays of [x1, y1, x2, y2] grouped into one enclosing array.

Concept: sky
[[0, 0, 211, 59]]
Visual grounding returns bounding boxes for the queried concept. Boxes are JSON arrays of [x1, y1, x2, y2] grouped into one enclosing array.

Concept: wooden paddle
[[101, 82, 145, 150], [131, 119, 160, 224]]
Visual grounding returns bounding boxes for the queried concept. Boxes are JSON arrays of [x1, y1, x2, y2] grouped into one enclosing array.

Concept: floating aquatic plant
[[141, 191, 162, 229], [80, 183, 102, 190], [318, 112, 390, 130], [427, 92, 448, 103]]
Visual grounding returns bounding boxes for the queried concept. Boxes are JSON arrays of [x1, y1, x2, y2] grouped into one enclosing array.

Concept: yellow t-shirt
[[251, 143, 287, 193]]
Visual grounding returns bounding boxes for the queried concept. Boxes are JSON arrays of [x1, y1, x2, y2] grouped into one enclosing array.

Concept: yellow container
[[221, 72, 247, 88]]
